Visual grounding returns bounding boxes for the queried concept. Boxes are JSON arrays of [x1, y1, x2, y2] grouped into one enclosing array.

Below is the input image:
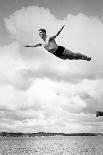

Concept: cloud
[[0, 77, 102, 133], [0, 42, 24, 85], [0, 5, 103, 132], [4, 6, 103, 82], [5, 6, 62, 43]]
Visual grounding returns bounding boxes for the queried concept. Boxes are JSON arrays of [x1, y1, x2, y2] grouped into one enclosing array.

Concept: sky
[[0, 0, 103, 133]]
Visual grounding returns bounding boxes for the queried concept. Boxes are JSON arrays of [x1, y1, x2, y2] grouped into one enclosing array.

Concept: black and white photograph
[[0, 0, 103, 154]]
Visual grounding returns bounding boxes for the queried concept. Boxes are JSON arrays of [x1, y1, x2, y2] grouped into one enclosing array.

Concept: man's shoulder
[[49, 35, 56, 40]]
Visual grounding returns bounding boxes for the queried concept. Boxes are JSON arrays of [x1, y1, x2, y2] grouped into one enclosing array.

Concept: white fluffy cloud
[[0, 6, 103, 132], [4, 6, 103, 81]]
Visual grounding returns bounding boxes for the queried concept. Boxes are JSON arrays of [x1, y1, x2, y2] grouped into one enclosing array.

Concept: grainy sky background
[[0, 0, 103, 133]]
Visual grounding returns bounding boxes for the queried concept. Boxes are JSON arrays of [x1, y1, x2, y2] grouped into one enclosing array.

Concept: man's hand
[[58, 25, 65, 34], [61, 25, 65, 29], [24, 45, 33, 47], [24, 43, 42, 48]]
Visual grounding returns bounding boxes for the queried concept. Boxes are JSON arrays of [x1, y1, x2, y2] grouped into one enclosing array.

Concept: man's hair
[[39, 28, 46, 33]]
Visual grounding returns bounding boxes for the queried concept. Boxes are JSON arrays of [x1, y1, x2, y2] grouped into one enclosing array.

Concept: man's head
[[39, 28, 46, 38]]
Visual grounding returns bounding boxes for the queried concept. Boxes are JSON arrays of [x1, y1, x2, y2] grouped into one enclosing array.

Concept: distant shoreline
[[0, 132, 103, 137]]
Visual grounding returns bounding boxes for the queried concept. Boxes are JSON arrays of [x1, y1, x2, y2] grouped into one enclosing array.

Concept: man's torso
[[42, 36, 58, 53]]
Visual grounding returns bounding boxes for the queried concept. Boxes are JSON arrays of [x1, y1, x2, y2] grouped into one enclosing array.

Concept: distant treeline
[[0, 132, 102, 137]]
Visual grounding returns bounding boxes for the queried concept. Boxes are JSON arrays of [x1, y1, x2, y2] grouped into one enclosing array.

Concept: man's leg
[[63, 49, 91, 61], [74, 52, 91, 61]]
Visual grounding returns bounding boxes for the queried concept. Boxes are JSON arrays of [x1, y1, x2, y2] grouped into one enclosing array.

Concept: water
[[0, 136, 103, 155]]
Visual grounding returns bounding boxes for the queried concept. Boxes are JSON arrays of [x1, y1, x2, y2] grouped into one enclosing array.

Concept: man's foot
[[83, 56, 91, 61], [96, 112, 99, 117]]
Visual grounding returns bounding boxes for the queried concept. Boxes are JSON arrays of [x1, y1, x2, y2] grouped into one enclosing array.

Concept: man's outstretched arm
[[24, 43, 42, 48], [50, 25, 65, 40]]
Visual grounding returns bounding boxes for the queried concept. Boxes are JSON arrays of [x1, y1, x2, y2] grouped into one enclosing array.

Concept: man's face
[[39, 31, 46, 38]]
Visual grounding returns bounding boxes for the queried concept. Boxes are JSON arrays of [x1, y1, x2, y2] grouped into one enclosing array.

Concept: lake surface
[[0, 136, 103, 155]]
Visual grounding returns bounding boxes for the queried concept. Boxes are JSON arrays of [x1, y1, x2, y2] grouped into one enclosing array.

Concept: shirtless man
[[25, 26, 91, 61]]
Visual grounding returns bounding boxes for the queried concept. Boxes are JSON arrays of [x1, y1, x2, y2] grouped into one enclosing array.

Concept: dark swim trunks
[[53, 46, 65, 58]]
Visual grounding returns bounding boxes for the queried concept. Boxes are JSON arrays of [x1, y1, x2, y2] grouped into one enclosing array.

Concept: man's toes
[[83, 56, 91, 61], [86, 57, 91, 61]]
